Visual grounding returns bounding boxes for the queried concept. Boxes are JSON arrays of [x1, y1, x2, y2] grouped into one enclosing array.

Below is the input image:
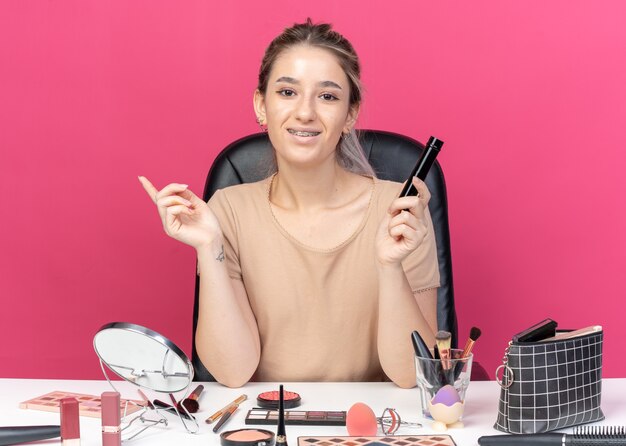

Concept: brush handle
[[478, 433, 564, 446], [0, 425, 61, 446], [453, 346, 473, 381], [153, 399, 195, 420], [212, 410, 234, 433]]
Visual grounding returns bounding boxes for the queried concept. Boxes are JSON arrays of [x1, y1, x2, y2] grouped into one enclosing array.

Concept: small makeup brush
[[454, 327, 481, 380], [153, 399, 195, 420], [212, 403, 238, 433], [276, 385, 288, 446], [205, 394, 247, 424], [462, 327, 482, 358], [179, 385, 204, 414], [435, 330, 452, 370]]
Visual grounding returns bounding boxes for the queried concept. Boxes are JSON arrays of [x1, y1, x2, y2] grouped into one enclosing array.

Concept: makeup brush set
[[411, 328, 481, 388], [410, 327, 480, 431]]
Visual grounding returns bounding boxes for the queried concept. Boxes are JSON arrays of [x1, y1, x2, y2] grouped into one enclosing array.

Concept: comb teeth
[[572, 426, 626, 444]]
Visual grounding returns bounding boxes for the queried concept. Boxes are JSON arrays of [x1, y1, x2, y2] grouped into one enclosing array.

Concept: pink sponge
[[346, 402, 378, 436]]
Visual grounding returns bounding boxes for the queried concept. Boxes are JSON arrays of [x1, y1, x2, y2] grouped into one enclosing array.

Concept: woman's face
[[254, 45, 358, 170]]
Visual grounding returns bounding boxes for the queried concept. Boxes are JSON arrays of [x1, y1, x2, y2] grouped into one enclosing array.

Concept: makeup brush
[[478, 425, 626, 445], [153, 399, 195, 420], [212, 403, 238, 433], [276, 385, 288, 446], [206, 395, 247, 424], [179, 385, 204, 414], [435, 330, 452, 370], [454, 327, 481, 380], [461, 327, 482, 358]]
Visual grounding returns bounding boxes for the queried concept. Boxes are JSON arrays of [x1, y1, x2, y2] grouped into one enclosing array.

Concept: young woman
[[139, 20, 440, 388]]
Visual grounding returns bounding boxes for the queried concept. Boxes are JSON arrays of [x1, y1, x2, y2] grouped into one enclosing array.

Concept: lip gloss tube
[[101, 391, 121, 446], [60, 397, 80, 445]]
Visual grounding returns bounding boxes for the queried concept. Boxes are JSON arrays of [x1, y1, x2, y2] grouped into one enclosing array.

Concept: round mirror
[[93, 322, 193, 393]]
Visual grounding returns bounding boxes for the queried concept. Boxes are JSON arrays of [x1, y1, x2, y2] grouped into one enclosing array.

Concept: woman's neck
[[270, 162, 359, 212]]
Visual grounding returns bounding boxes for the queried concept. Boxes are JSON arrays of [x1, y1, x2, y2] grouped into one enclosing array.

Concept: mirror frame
[[93, 322, 194, 393]]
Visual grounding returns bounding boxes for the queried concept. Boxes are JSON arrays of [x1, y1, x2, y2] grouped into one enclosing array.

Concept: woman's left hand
[[375, 177, 432, 266]]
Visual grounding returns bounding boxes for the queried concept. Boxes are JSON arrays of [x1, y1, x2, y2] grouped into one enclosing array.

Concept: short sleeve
[[402, 205, 440, 293], [207, 189, 243, 281]]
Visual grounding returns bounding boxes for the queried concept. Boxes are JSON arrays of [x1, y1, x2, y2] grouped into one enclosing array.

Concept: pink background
[[1, 1, 625, 380]]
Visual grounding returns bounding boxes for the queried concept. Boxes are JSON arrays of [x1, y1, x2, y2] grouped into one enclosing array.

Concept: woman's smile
[[287, 128, 321, 137], [254, 45, 357, 168]]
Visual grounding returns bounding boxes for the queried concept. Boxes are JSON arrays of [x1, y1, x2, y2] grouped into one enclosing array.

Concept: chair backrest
[[191, 130, 457, 381]]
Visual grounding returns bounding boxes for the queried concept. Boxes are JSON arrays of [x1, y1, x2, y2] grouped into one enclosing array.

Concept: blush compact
[[257, 390, 301, 409], [220, 429, 276, 446]]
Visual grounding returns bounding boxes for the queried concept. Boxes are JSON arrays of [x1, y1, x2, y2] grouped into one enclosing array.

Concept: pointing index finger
[[138, 176, 159, 204]]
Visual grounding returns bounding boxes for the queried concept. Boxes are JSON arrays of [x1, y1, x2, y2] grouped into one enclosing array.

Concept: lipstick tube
[[101, 391, 121, 446], [60, 397, 80, 446]]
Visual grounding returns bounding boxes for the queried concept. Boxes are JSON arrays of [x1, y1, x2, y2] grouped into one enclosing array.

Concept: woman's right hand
[[138, 176, 222, 249]]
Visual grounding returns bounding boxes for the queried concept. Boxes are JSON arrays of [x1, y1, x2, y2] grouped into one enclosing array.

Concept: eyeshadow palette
[[298, 436, 457, 446], [19, 390, 144, 418], [246, 408, 346, 426]]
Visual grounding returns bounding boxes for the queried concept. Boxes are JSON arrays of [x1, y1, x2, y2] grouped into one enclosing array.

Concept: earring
[[343, 130, 352, 141], [256, 117, 267, 132]]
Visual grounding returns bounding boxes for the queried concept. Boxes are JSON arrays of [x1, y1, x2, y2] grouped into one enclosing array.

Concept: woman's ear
[[344, 104, 360, 133], [253, 89, 267, 125]]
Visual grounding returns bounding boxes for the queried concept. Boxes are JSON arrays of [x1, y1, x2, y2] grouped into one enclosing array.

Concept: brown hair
[[257, 19, 375, 177], [258, 18, 362, 106]]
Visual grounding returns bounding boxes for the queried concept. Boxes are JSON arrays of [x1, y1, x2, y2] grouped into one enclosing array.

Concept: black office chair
[[191, 130, 458, 381]]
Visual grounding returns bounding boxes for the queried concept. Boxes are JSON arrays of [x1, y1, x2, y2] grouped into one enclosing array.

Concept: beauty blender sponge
[[346, 402, 378, 436], [431, 385, 461, 406]]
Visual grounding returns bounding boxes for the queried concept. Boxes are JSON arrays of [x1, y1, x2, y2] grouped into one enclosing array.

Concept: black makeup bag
[[494, 329, 604, 434]]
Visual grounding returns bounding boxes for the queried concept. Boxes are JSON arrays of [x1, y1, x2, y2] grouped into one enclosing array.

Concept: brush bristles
[[469, 327, 482, 341], [435, 331, 451, 355], [435, 330, 451, 342], [573, 425, 626, 442]]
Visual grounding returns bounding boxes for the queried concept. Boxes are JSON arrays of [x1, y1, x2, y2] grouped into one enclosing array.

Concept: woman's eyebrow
[[275, 76, 299, 84], [319, 80, 342, 90], [274, 77, 343, 90]]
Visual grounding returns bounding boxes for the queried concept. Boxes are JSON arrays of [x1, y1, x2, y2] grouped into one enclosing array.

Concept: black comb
[[478, 426, 626, 446], [570, 426, 626, 445]]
